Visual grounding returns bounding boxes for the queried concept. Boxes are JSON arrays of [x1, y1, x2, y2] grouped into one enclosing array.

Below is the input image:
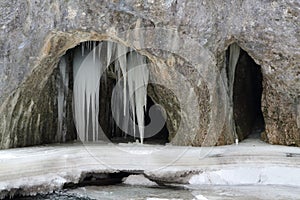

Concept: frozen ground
[[13, 184, 300, 200], [65, 184, 300, 200], [0, 138, 300, 199]]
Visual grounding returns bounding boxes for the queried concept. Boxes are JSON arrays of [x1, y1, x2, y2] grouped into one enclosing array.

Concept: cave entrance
[[99, 79, 169, 144], [57, 41, 169, 145], [228, 45, 265, 140]]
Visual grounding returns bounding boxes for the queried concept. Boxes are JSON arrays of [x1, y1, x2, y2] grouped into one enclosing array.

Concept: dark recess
[[63, 172, 131, 188], [231, 48, 265, 140], [99, 76, 169, 144]]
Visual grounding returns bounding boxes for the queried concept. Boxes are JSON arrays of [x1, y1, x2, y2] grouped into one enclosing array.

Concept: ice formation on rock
[[227, 43, 240, 141], [73, 43, 102, 141], [57, 56, 68, 142], [72, 41, 149, 143], [127, 51, 149, 142]]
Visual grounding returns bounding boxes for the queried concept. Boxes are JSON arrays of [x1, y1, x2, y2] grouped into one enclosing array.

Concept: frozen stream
[[15, 184, 300, 200], [0, 139, 300, 199]]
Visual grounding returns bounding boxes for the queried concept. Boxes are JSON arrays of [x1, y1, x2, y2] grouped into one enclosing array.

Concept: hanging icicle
[[227, 43, 240, 141], [57, 55, 68, 142], [72, 41, 149, 143], [127, 51, 149, 144], [116, 43, 128, 115], [73, 43, 103, 141]]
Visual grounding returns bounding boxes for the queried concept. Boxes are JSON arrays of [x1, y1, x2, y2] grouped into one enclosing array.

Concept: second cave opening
[[229, 46, 265, 140]]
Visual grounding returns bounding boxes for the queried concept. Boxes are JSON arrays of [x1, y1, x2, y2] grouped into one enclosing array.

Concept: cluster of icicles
[[58, 41, 149, 144]]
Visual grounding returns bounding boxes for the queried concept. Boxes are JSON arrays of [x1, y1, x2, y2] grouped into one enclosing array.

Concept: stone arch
[[0, 28, 228, 149], [0, 32, 168, 148]]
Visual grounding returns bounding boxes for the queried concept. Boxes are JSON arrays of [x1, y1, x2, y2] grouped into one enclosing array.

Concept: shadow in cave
[[99, 75, 169, 145], [231, 47, 265, 140]]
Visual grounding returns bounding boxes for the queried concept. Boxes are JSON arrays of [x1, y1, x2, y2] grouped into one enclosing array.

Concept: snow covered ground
[[0, 138, 299, 199]]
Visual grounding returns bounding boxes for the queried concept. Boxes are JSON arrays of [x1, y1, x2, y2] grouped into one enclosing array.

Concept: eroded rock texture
[[0, 0, 299, 148]]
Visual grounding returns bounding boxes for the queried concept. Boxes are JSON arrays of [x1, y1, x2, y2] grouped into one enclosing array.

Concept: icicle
[[112, 78, 130, 138], [73, 43, 102, 142], [296, 103, 300, 128], [93, 41, 96, 63], [105, 41, 116, 82], [62, 55, 69, 142], [228, 43, 240, 141], [235, 138, 239, 145], [126, 51, 149, 144], [228, 44, 240, 94], [57, 55, 68, 142], [81, 43, 84, 56], [117, 43, 128, 115], [107, 41, 113, 67], [127, 52, 136, 138], [73, 41, 149, 144]]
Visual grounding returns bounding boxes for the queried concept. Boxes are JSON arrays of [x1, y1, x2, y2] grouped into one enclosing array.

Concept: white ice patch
[[193, 194, 208, 200], [189, 166, 300, 187], [123, 174, 157, 186]]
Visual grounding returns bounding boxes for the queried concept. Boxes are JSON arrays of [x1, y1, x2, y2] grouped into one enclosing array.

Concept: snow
[[0, 139, 300, 197], [193, 194, 208, 200], [189, 185, 300, 200], [189, 166, 300, 186]]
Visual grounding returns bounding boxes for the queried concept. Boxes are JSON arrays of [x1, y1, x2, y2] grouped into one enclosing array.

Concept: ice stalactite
[[110, 49, 149, 144], [72, 41, 149, 143], [57, 55, 68, 142], [116, 44, 128, 116], [73, 43, 103, 141], [111, 80, 130, 138], [227, 43, 240, 141], [127, 51, 149, 144], [296, 103, 300, 128]]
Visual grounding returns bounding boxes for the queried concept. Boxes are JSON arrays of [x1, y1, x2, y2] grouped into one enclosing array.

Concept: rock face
[[0, 0, 299, 148]]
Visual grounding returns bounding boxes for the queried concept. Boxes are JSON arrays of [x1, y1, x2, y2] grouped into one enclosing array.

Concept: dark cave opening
[[98, 74, 169, 144], [231, 47, 265, 140], [58, 41, 169, 144]]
